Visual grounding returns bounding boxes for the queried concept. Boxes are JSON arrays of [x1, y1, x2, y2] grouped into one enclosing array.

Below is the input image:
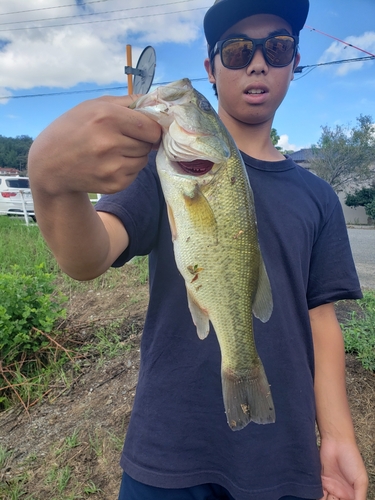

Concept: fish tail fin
[[222, 363, 275, 431]]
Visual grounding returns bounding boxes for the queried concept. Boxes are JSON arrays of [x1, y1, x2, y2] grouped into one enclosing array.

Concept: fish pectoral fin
[[166, 203, 177, 241], [252, 257, 273, 323], [183, 185, 217, 238], [186, 288, 210, 340], [222, 362, 275, 431]]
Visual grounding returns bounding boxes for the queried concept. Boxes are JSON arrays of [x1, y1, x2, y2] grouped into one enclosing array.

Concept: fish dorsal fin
[[186, 288, 210, 340], [252, 257, 273, 323]]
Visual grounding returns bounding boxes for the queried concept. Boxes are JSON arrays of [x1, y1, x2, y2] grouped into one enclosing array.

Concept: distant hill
[[0, 135, 33, 173]]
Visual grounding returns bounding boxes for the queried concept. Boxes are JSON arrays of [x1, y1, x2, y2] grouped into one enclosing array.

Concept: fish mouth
[[178, 159, 214, 176]]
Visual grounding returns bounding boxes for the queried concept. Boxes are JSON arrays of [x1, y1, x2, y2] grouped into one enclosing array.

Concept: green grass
[[0, 467, 28, 500], [342, 291, 375, 372], [81, 321, 132, 362], [0, 217, 57, 274], [84, 480, 101, 494], [55, 429, 81, 456], [0, 444, 13, 469], [129, 255, 149, 285], [88, 429, 103, 458]]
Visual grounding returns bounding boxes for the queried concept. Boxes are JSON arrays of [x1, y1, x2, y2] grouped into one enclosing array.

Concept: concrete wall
[[338, 191, 369, 225]]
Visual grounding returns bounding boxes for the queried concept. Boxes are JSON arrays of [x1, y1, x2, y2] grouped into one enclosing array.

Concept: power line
[[0, 86, 128, 100], [0, 78, 209, 100], [1, 55, 374, 101], [0, 6, 208, 32], [2, 52, 374, 101], [0, 0, 197, 27], [293, 67, 317, 81], [295, 55, 375, 74], [0, 0, 114, 17]]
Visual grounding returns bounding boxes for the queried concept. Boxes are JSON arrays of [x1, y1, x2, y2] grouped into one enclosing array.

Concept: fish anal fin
[[186, 288, 210, 340], [222, 362, 275, 431], [252, 257, 273, 323]]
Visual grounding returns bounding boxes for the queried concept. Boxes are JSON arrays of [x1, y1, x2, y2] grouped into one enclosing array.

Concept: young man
[[28, 0, 369, 499]]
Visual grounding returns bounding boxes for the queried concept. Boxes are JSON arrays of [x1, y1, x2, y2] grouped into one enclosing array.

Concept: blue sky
[[0, 0, 374, 152]]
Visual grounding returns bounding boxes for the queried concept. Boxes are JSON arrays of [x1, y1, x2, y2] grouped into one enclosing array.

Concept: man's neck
[[219, 114, 285, 162]]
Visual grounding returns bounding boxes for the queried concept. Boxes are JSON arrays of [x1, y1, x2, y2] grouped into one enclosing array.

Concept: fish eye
[[198, 98, 212, 112]]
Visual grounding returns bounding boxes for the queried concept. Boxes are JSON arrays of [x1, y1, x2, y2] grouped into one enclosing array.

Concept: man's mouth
[[246, 89, 265, 95]]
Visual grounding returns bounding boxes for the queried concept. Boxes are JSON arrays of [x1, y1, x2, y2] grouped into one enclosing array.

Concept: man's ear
[[291, 52, 301, 80], [204, 58, 216, 84]]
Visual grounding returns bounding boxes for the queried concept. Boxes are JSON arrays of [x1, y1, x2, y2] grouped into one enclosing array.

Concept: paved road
[[347, 227, 375, 290]]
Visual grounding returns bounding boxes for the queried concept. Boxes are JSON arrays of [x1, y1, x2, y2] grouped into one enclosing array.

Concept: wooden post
[[126, 45, 133, 94]]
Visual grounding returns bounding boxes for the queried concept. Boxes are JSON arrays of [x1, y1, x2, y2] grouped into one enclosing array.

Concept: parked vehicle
[[0, 175, 35, 219]]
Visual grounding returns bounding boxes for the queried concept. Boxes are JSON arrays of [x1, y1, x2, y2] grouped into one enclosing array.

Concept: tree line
[[0, 135, 33, 173], [309, 114, 375, 220], [272, 114, 375, 220]]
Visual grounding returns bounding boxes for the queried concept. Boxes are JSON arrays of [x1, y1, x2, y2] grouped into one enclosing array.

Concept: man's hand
[[319, 436, 368, 500], [28, 94, 162, 196]]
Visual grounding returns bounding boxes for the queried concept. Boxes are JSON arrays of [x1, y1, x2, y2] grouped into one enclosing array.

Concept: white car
[[0, 175, 35, 219]]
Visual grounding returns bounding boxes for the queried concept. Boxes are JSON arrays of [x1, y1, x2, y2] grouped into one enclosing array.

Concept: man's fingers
[[94, 96, 162, 145]]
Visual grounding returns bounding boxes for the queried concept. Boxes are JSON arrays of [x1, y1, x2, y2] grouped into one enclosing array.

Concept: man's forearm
[[310, 303, 355, 440], [31, 188, 124, 280]]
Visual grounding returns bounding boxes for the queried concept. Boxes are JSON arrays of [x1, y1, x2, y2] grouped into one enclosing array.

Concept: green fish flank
[[133, 78, 275, 430]]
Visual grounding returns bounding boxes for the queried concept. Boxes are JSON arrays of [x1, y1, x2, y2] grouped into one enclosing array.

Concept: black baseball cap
[[204, 0, 309, 48]]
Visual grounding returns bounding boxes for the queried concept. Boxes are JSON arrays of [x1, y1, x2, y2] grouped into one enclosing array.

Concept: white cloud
[[319, 31, 375, 76], [0, 0, 204, 91], [0, 87, 11, 104], [277, 134, 302, 152]]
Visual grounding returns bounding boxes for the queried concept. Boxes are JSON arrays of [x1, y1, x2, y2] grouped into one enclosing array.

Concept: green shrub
[[0, 264, 67, 365], [364, 198, 375, 220], [342, 291, 375, 372]]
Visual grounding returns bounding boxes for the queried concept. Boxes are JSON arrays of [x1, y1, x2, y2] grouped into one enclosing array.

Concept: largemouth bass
[[132, 79, 275, 430]]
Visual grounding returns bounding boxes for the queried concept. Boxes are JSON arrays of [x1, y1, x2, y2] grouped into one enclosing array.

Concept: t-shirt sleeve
[[307, 199, 362, 309], [94, 152, 164, 267]]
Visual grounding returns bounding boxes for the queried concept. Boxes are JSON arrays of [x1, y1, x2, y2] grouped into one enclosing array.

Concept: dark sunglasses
[[211, 34, 299, 69]]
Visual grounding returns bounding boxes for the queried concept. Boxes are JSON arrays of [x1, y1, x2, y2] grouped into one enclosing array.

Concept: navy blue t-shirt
[[95, 151, 362, 500]]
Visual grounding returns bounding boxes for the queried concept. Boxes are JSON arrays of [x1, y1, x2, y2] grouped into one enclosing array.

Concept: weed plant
[[0, 263, 68, 409], [342, 291, 375, 372]]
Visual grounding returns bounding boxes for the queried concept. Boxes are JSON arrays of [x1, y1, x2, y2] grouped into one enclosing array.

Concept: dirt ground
[[0, 273, 374, 500]]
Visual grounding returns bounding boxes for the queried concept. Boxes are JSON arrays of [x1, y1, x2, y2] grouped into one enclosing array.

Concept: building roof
[[289, 148, 314, 163], [0, 167, 20, 175]]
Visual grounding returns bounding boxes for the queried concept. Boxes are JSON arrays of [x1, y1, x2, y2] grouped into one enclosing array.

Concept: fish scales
[[132, 78, 275, 430]]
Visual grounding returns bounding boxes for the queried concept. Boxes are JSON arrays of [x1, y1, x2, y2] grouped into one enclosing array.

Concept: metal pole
[[126, 45, 133, 94], [19, 190, 29, 226]]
